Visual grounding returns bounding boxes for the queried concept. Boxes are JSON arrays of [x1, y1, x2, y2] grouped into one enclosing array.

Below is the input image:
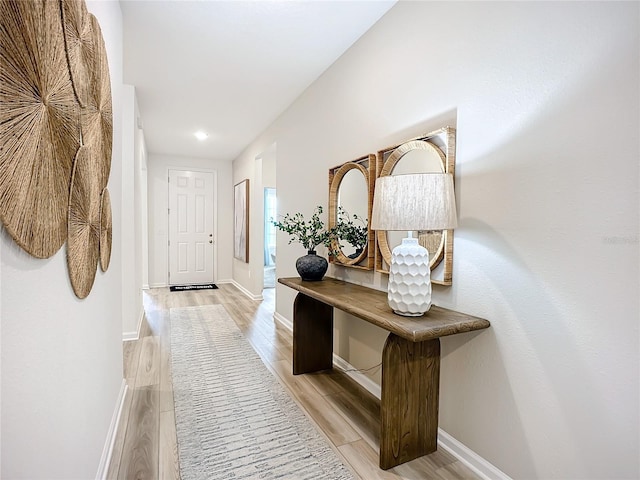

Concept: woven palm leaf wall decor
[[61, 0, 94, 108], [0, 0, 81, 259], [99, 187, 112, 272], [82, 14, 113, 190], [0, 0, 113, 298], [67, 145, 101, 299]]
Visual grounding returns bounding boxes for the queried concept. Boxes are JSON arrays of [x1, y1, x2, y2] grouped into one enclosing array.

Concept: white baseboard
[[122, 331, 138, 341], [122, 307, 145, 341], [148, 282, 166, 289], [437, 429, 512, 480], [273, 311, 292, 331], [220, 279, 263, 301], [96, 379, 128, 480], [272, 309, 510, 479]]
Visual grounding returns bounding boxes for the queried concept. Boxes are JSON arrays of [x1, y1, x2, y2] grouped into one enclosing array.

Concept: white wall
[[0, 1, 125, 478], [121, 85, 145, 338], [231, 2, 639, 479], [232, 158, 254, 292], [232, 143, 277, 297], [147, 154, 233, 287], [263, 145, 276, 189], [135, 97, 149, 291]]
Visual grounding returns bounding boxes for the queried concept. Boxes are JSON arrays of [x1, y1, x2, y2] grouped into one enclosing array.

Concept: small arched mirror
[[375, 127, 456, 285], [328, 154, 376, 269]]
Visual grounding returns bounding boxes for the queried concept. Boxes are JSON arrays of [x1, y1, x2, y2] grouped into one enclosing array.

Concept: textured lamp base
[[388, 237, 431, 316]]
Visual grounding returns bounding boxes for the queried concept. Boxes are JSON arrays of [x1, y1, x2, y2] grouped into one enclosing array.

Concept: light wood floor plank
[[117, 385, 159, 480], [324, 384, 381, 451], [123, 339, 140, 384], [271, 359, 361, 446], [338, 439, 399, 480], [159, 409, 180, 480], [135, 336, 160, 388], [158, 324, 174, 414]]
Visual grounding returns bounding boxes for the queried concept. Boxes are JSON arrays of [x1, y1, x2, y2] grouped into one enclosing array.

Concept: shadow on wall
[[377, 108, 458, 150], [444, 63, 638, 476], [443, 220, 553, 477], [437, 25, 640, 475]]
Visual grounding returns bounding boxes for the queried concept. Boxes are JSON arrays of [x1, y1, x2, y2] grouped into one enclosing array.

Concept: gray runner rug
[[170, 304, 355, 480]]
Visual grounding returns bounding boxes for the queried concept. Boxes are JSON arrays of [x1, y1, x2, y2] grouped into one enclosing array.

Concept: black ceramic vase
[[295, 250, 328, 281]]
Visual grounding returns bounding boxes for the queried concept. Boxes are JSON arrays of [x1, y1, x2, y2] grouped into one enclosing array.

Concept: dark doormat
[[170, 284, 218, 292]]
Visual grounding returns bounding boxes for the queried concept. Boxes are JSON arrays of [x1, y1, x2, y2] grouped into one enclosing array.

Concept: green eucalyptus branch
[[272, 206, 338, 254], [334, 206, 368, 251]]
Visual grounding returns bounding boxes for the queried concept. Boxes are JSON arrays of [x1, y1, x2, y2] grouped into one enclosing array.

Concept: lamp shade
[[371, 173, 457, 231]]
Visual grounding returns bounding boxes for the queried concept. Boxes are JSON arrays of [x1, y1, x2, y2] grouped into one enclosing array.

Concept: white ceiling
[[120, 0, 396, 161]]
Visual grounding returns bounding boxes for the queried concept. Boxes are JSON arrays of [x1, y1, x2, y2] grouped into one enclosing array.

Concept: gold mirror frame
[[328, 154, 376, 270], [375, 126, 456, 285]]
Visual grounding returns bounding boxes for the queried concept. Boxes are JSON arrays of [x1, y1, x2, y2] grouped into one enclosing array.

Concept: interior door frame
[[166, 167, 218, 285]]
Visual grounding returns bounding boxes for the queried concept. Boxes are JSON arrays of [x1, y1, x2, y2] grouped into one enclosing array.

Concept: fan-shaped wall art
[[81, 13, 112, 190], [0, 0, 80, 258], [61, 0, 95, 108], [67, 145, 101, 299], [2, 0, 114, 298], [99, 187, 112, 272]]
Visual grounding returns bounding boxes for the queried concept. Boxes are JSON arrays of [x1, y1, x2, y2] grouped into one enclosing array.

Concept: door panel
[[168, 170, 214, 285]]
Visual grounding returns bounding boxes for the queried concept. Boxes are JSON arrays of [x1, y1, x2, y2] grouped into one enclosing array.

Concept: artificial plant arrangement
[[271, 205, 337, 281], [272, 205, 337, 255]]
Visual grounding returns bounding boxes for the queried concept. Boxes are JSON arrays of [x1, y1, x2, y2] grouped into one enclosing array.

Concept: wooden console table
[[278, 276, 490, 469]]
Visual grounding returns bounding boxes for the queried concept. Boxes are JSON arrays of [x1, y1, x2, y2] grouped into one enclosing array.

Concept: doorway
[[168, 169, 215, 286], [264, 187, 276, 288]]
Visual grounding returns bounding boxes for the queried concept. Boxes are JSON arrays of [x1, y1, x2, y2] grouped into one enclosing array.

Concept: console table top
[[278, 277, 490, 343]]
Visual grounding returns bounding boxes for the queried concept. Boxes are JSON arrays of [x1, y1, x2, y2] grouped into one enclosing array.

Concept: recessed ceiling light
[[194, 130, 209, 141]]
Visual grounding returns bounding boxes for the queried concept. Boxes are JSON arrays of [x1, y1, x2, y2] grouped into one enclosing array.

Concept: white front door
[[168, 170, 215, 285]]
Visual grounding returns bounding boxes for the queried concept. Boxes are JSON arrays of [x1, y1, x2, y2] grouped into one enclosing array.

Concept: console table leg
[[380, 334, 440, 470], [292, 292, 334, 375]]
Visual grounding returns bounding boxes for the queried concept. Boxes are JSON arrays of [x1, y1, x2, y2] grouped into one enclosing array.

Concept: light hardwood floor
[[106, 283, 481, 480]]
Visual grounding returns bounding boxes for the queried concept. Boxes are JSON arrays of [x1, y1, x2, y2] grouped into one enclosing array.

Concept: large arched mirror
[[375, 126, 456, 285], [328, 154, 376, 269]]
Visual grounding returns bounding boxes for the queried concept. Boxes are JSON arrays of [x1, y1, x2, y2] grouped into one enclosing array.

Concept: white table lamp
[[371, 173, 457, 316]]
